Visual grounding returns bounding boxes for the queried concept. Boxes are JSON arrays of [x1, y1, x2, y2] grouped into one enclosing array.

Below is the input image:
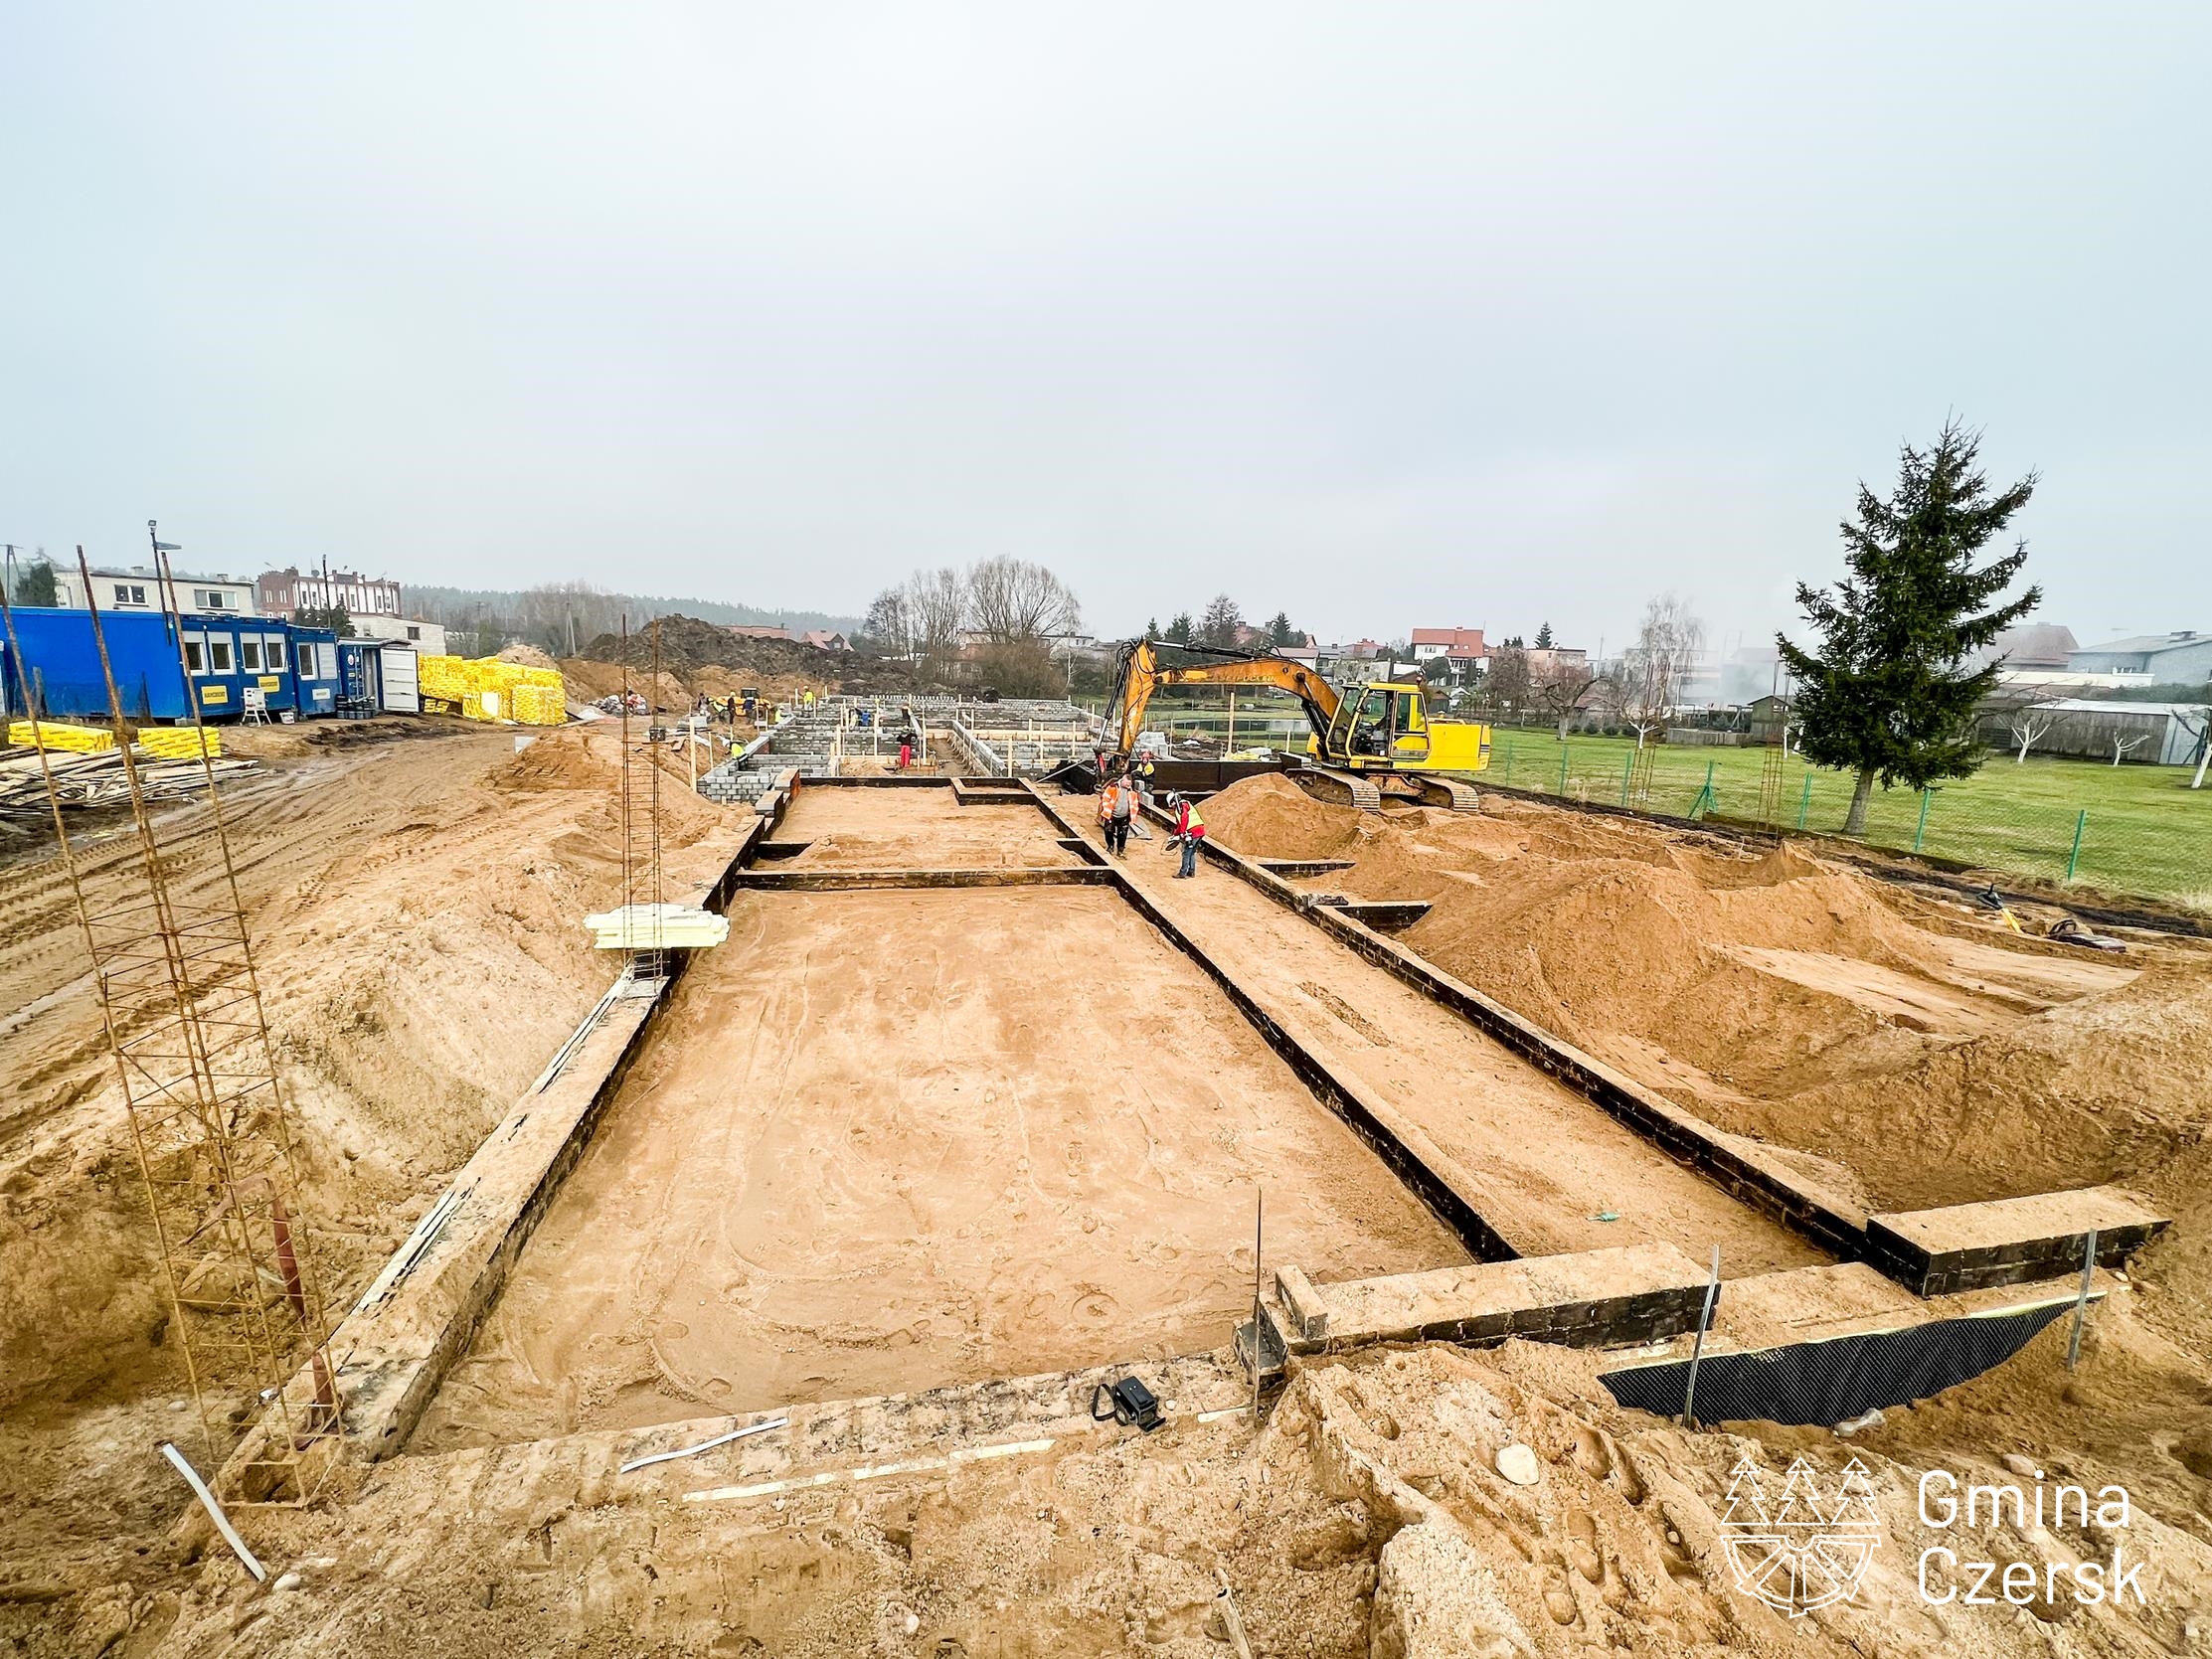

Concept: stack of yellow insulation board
[[511, 683, 567, 726], [7, 721, 116, 753], [414, 655, 567, 724], [136, 727, 222, 759]]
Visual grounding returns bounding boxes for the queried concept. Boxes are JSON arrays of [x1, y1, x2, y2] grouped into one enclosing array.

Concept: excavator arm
[[1102, 638, 1341, 761]]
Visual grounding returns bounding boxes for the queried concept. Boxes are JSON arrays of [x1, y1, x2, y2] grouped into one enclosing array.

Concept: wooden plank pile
[[0, 744, 262, 815]]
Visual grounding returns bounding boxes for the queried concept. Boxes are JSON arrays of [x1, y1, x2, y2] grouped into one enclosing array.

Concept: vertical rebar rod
[[1680, 1246, 1721, 1430], [2066, 1228, 2099, 1370], [1251, 1189, 1264, 1420]]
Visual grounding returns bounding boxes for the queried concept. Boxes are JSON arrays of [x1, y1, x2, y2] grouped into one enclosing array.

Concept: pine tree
[[1779, 419, 2040, 835], [1199, 593, 1245, 649], [1266, 610, 1295, 648], [1534, 620, 1553, 649], [1144, 617, 1159, 641], [1164, 611, 1194, 645]]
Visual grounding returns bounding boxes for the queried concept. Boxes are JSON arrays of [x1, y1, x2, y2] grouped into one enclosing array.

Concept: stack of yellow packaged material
[[137, 727, 222, 759], [415, 655, 567, 723], [7, 721, 115, 753], [511, 683, 567, 726], [417, 654, 470, 709]]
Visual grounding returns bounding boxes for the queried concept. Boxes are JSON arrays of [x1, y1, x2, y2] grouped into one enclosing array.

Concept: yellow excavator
[[1101, 638, 1490, 812]]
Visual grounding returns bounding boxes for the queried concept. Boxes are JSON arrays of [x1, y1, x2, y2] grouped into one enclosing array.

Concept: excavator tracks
[[1405, 773, 1482, 813], [1295, 765, 1481, 815], [1297, 765, 1384, 813]]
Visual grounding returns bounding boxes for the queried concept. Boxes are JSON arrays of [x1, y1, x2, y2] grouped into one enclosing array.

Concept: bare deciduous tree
[[1481, 645, 1531, 716], [1532, 666, 1602, 742], [1620, 592, 1705, 747], [907, 567, 970, 685], [2003, 709, 2056, 762], [966, 557, 1080, 644], [861, 584, 916, 661], [2111, 731, 2151, 765]]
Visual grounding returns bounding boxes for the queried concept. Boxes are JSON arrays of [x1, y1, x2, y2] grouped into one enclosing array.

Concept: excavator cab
[[1321, 683, 1433, 768]]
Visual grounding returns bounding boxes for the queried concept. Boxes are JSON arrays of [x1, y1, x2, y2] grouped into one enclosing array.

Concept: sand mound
[[1203, 773, 2198, 1219]]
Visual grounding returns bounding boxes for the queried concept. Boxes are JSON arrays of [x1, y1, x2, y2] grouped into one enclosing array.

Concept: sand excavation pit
[[772, 782, 1078, 868], [414, 885, 1464, 1448]]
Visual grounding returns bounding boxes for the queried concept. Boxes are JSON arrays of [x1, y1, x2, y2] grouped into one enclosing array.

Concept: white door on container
[[379, 645, 421, 713]]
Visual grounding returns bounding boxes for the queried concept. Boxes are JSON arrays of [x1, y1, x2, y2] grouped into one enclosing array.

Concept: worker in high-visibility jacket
[[1171, 793, 1206, 878], [1099, 774, 1133, 857]]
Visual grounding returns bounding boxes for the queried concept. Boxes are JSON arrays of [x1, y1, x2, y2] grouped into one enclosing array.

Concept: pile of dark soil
[[579, 613, 914, 693]]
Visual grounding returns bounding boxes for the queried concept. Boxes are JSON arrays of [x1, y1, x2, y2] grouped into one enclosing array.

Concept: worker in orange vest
[[1099, 773, 1132, 857]]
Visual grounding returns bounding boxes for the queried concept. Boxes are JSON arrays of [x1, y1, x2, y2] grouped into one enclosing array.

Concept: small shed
[[1747, 694, 1792, 745]]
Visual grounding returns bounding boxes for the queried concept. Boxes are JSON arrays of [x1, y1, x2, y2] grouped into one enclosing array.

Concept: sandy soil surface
[[7, 744, 2211, 1653], [58, 1339, 2212, 1657], [776, 786, 1077, 868], [0, 724, 745, 1633], [1201, 773, 2212, 1539], [415, 887, 1464, 1446], [1078, 798, 1825, 1276]]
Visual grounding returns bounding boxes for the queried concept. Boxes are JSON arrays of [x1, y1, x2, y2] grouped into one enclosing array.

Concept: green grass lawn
[[1485, 727, 2211, 907]]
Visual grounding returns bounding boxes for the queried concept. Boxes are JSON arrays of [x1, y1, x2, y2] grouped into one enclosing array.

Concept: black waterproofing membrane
[[1601, 1300, 2076, 1426]]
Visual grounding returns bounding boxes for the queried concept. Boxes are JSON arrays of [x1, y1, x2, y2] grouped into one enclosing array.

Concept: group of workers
[[1096, 755, 1206, 877], [683, 686, 833, 728]]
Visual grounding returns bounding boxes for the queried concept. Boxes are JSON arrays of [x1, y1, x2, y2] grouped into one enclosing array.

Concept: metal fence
[[1484, 726, 2211, 911]]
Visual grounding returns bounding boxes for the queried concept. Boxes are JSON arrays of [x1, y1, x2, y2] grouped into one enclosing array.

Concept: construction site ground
[[415, 886, 1462, 1448], [2, 730, 2209, 1655]]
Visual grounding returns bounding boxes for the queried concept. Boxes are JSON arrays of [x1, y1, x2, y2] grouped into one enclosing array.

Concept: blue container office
[[2, 607, 355, 725], [0, 607, 191, 721], [177, 614, 301, 720], [289, 625, 340, 718]]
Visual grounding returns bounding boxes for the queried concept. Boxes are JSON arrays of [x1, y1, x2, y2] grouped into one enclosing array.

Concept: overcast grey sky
[[4, 5, 2206, 652]]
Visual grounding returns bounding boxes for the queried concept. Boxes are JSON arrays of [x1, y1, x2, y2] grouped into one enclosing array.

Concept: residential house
[[349, 613, 448, 655], [55, 566, 258, 616], [1410, 626, 1489, 681], [2067, 631, 2212, 683], [1984, 623, 2079, 671], [257, 567, 401, 619]]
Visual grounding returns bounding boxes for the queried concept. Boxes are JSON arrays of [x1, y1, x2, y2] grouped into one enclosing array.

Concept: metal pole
[[1912, 787, 1932, 853], [2066, 1228, 2099, 1370], [1796, 773, 1811, 830], [2066, 809, 2087, 883], [1679, 1246, 1721, 1429], [1619, 750, 1632, 806], [1251, 1189, 1264, 1419]]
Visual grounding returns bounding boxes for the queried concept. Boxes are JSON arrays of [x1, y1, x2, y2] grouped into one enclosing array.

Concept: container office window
[[207, 638, 233, 673], [240, 639, 261, 672], [263, 635, 286, 670], [183, 636, 206, 673], [112, 582, 146, 606]]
